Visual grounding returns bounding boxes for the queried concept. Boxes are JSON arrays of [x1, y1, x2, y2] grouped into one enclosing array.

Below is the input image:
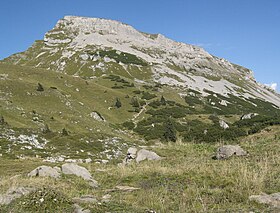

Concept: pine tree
[[163, 118, 177, 142], [160, 95, 166, 105], [0, 115, 5, 125], [115, 98, 122, 108]]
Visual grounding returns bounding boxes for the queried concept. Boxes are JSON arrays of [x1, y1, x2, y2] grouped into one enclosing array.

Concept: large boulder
[[61, 163, 98, 187], [215, 145, 247, 160], [28, 165, 61, 178], [0, 187, 34, 205], [136, 149, 161, 163], [249, 192, 280, 209]]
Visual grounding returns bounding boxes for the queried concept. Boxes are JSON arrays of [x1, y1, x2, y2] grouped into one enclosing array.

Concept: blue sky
[[1, 0, 279, 91]]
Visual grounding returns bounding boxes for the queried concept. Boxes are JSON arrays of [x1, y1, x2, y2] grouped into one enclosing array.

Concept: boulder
[[90, 111, 105, 122], [0, 187, 34, 205], [135, 149, 161, 163], [215, 145, 247, 160], [249, 192, 280, 209], [61, 163, 98, 187], [219, 120, 229, 129], [28, 165, 61, 178], [122, 148, 161, 165]]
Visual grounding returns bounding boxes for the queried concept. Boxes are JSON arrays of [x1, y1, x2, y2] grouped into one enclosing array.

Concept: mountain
[[1, 16, 280, 160], [1, 15, 280, 212], [4, 16, 280, 106]]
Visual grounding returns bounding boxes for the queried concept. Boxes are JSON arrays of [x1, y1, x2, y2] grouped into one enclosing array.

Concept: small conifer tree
[[115, 98, 122, 108]]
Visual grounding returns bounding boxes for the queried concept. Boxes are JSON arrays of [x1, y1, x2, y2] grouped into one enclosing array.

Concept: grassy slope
[[0, 126, 279, 212]]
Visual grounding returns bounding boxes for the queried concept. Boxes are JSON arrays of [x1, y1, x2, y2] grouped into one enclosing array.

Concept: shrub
[[123, 121, 135, 130], [115, 98, 122, 108], [37, 83, 44, 91], [163, 119, 177, 142]]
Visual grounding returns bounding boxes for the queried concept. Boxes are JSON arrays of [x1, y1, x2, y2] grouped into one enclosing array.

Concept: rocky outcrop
[[215, 145, 247, 160], [241, 113, 258, 120], [28, 165, 61, 178], [249, 192, 280, 209], [0, 187, 34, 205], [61, 163, 98, 187], [219, 120, 229, 129]]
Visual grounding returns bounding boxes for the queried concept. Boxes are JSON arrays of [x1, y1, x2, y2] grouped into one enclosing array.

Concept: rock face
[[28, 165, 61, 178], [61, 163, 98, 187], [123, 147, 161, 164], [5, 15, 280, 108], [241, 113, 259, 120], [249, 192, 280, 209], [215, 145, 247, 160], [0, 187, 34, 205], [219, 120, 229, 129]]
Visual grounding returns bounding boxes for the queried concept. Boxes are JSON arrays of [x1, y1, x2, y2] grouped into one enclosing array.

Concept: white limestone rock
[[28, 165, 61, 178]]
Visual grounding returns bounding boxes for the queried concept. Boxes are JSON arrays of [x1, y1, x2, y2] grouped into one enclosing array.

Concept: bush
[[37, 83, 44, 91], [123, 121, 135, 130], [115, 98, 122, 108], [163, 119, 177, 142]]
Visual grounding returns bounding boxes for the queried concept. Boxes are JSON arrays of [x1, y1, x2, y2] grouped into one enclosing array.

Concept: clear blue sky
[[1, 0, 279, 91]]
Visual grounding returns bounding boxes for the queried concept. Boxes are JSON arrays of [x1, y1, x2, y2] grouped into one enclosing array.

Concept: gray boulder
[[216, 145, 247, 160], [0, 187, 34, 205], [123, 147, 138, 164], [28, 165, 61, 178], [61, 163, 98, 187], [136, 149, 161, 163], [249, 192, 280, 209]]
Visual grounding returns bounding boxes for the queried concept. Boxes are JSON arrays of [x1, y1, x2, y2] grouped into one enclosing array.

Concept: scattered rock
[[219, 120, 229, 129], [241, 113, 259, 120], [61, 163, 98, 187], [90, 111, 105, 122], [0, 187, 34, 205], [28, 165, 61, 178], [102, 194, 111, 203], [73, 204, 91, 213], [72, 195, 97, 204], [115, 185, 140, 192], [215, 145, 247, 160], [136, 149, 161, 163], [249, 192, 280, 209]]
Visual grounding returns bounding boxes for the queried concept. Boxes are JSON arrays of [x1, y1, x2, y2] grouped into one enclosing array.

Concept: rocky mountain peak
[[3, 16, 280, 107]]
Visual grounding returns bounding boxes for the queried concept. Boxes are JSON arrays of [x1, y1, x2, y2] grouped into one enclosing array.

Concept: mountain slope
[[1, 16, 280, 160], [4, 16, 280, 107]]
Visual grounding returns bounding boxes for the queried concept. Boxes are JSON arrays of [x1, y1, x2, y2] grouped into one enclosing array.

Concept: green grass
[[0, 126, 279, 212]]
